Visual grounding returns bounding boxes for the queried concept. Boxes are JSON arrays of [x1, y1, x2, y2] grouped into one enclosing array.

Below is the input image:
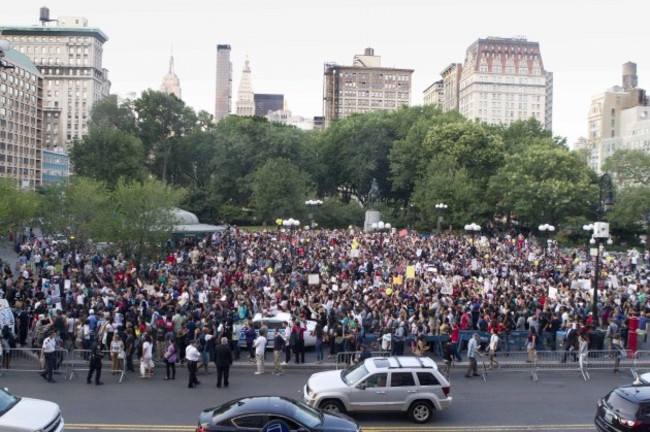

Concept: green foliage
[[69, 124, 146, 188], [0, 180, 39, 234], [316, 198, 365, 229], [609, 186, 650, 239], [603, 149, 650, 186], [108, 179, 186, 265], [251, 158, 311, 224], [36, 177, 111, 247]]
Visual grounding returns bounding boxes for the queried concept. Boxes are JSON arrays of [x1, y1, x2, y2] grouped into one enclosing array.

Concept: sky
[[3, 0, 649, 146]]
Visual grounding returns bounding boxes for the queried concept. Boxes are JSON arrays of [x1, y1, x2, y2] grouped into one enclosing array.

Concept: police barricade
[[424, 335, 450, 357], [0, 347, 68, 377], [67, 349, 126, 383], [633, 350, 650, 371], [335, 351, 391, 369], [531, 350, 635, 382]]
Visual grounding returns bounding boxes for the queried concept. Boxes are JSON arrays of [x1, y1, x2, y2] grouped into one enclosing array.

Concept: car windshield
[[289, 399, 322, 428], [0, 388, 19, 415], [341, 362, 368, 385], [607, 391, 640, 418]]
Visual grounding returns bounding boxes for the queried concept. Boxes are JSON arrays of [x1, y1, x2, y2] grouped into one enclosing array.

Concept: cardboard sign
[[308, 274, 320, 285]]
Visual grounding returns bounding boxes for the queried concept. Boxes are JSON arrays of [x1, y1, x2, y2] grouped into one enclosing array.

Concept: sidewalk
[[0, 242, 18, 266]]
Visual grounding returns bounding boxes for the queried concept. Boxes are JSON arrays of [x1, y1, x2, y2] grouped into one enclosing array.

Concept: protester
[[215, 337, 233, 387]]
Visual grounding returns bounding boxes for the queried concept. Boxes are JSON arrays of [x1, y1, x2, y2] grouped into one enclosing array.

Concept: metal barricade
[[335, 351, 391, 369], [0, 347, 68, 378], [634, 350, 650, 370], [67, 349, 126, 383]]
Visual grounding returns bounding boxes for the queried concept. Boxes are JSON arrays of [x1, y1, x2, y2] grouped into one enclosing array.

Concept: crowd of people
[[0, 225, 648, 386]]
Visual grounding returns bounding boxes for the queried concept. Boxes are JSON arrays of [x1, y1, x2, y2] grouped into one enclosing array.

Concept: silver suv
[[303, 356, 451, 423]]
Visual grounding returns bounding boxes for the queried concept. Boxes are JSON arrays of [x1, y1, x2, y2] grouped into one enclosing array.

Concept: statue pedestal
[[364, 210, 381, 232]]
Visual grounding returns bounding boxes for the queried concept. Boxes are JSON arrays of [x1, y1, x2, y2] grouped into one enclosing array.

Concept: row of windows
[[340, 72, 410, 81], [343, 99, 398, 107], [33, 57, 91, 66], [11, 35, 92, 43]]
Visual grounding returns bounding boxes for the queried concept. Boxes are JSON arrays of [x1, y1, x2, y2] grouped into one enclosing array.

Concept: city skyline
[[3, 0, 648, 145]]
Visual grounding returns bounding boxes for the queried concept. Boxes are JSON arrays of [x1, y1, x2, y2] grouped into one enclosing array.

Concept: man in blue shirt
[[465, 333, 481, 378]]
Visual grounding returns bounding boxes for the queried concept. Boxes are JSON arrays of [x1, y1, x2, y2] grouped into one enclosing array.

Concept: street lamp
[[435, 203, 448, 233], [583, 172, 615, 326], [371, 221, 391, 233], [538, 223, 555, 255], [282, 218, 300, 233], [305, 199, 323, 228], [464, 223, 481, 255]]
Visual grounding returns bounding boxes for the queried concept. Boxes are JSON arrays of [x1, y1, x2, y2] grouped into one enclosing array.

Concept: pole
[[593, 243, 600, 326]]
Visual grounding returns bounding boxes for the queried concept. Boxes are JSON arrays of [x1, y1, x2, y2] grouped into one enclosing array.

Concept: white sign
[[351, 249, 360, 258], [548, 286, 558, 299], [440, 285, 453, 295], [308, 274, 320, 285]]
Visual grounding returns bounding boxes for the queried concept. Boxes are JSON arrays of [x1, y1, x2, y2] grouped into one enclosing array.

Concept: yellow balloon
[[484, 254, 490, 259], [267, 267, 273, 274], [534, 260, 539, 266], [385, 288, 393, 296]]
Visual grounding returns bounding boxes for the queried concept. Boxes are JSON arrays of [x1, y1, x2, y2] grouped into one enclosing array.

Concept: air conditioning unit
[[593, 222, 610, 239]]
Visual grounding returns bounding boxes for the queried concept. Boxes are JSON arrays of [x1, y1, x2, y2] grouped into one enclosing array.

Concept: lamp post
[[584, 172, 616, 325], [282, 218, 300, 234], [464, 223, 481, 255], [538, 223, 555, 256], [435, 203, 448, 233], [370, 221, 391, 233], [305, 199, 323, 228]]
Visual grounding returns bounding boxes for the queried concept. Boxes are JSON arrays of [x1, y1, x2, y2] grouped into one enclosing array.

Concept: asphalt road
[[1, 360, 635, 432]]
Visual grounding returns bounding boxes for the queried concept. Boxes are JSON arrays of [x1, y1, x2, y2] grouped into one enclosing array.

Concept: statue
[[367, 178, 380, 210]]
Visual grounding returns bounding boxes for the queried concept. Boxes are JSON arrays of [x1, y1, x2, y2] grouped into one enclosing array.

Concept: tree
[[69, 124, 146, 189], [251, 158, 311, 224], [134, 90, 197, 184], [109, 179, 186, 265], [89, 94, 137, 133], [0, 180, 39, 235], [603, 149, 650, 186], [488, 141, 596, 227], [37, 177, 111, 249], [609, 185, 650, 241]]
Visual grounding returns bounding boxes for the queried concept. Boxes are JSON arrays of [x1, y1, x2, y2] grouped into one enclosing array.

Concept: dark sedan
[[196, 396, 360, 432]]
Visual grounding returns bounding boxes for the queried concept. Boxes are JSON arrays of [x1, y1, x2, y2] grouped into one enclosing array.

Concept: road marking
[[66, 423, 594, 431]]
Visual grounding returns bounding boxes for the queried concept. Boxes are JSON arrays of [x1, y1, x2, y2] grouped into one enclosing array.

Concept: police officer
[[40, 331, 57, 383], [87, 341, 104, 385]]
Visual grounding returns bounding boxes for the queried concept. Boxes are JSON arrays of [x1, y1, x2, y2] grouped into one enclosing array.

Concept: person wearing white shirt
[[185, 340, 201, 388], [40, 331, 57, 383], [253, 331, 267, 375], [140, 335, 154, 378]]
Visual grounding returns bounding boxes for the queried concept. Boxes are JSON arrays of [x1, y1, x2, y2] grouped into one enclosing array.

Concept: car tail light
[[619, 418, 641, 428], [196, 425, 208, 432], [442, 386, 450, 396]]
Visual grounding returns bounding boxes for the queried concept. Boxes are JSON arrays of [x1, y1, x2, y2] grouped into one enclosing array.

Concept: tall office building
[[236, 56, 255, 116], [160, 53, 181, 99], [254, 94, 284, 117], [0, 41, 43, 188], [584, 62, 649, 173], [322, 48, 414, 126], [422, 80, 443, 108], [0, 11, 110, 151], [426, 37, 553, 129], [215, 44, 232, 121]]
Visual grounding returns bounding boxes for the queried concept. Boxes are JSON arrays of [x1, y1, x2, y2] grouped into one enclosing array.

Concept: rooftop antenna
[[39, 7, 58, 26]]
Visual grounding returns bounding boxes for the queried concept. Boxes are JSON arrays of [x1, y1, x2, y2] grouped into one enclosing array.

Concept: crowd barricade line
[[335, 351, 391, 369], [0, 347, 69, 378], [424, 334, 449, 357], [67, 349, 126, 383]]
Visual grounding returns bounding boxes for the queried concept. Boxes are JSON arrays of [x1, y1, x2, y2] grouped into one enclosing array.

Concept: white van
[[237, 312, 317, 349]]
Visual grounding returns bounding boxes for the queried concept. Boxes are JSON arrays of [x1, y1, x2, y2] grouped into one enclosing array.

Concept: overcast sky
[[3, 0, 648, 145]]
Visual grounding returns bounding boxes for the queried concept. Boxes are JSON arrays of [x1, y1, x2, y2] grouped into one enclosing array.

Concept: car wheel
[[408, 400, 433, 423], [320, 399, 345, 414]]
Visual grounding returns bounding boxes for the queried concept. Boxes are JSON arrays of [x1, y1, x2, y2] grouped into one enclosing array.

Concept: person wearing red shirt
[[449, 323, 462, 361]]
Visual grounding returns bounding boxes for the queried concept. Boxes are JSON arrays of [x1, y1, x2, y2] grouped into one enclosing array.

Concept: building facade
[[254, 93, 284, 117], [214, 44, 232, 121], [425, 38, 552, 129], [41, 147, 70, 184], [160, 54, 181, 99], [0, 44, 43, 188], [422, 80, 443, 108], [322, 48, 414, 126], [236, 56, 255, 116], [585, 62, 649, 173], [0, 16, 110, 151]]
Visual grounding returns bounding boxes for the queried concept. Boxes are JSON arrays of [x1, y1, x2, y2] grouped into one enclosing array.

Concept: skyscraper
[[426, 37, 553, 130], [236, 56, 255, 116], [254, 94, 284, 117], [0, 41, 43, 188], [0, 11, 110, 151], [215, 44, 232, 121], [322, 48, 414, 127], [160, 52, 181, 99]]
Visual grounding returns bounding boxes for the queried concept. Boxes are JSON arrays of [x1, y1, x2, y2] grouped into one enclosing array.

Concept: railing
[[335, 351, 391, 369], [65, 349, 126, 383]]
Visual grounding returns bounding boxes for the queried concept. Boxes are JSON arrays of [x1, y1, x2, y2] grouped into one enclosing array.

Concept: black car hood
[[319, 411, 359, 431]]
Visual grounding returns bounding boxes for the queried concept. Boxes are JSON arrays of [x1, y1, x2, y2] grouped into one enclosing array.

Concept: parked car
[[236, 312, 317, 349], [0, 387, 64, 432], [196, 396, 360, 432], [595, 384, 650, 431], [304, 356, 451, 424]]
